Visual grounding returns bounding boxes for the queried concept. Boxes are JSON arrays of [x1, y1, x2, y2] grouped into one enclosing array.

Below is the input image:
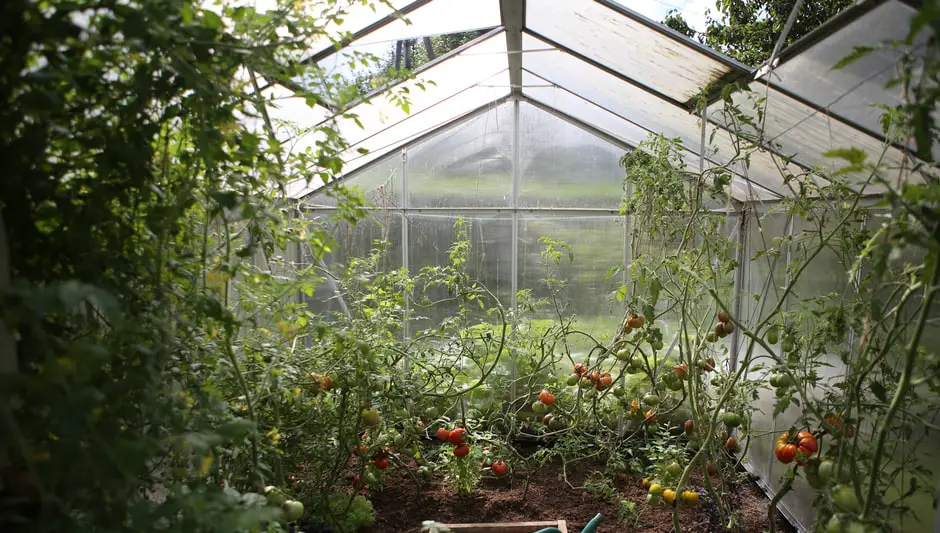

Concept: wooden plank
[[430, 520, 564, 533]]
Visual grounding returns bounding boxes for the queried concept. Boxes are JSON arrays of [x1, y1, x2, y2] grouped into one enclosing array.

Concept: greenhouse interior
[[1, 0, 939, 532]]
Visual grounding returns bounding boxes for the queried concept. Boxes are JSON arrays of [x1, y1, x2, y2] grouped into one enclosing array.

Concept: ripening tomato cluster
[[436, 426, 470, 457], [775, 430, 818, 465]]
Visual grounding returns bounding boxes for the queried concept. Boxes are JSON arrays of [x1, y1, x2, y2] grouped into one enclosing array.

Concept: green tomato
[[282, 500, 304, 522], [651, 340, 664, 351], [361, 409, 381, 427], [720, 412, 743, 428], [666, 461, 682, 476], [264, 486, 286, 506], [706, 331, 718, 343], [643, 393, 661, 406], [667, 379, 683, 391], [817, 460, 835, 483], [781, 337, 795, 353], [612, 385, 625, 398], [615, 349, 631, 361], [532, 401, 547, 414], [566, 374, 580, 386], [646, 423, 660, 435], [766, 327, 779, 345], [423, 406, 439, 420], [832, 485, 860, 512]]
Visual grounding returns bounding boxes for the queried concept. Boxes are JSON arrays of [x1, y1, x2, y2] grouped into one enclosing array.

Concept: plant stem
[[861, 246, 939, 518], [767, 471, 794, 533]]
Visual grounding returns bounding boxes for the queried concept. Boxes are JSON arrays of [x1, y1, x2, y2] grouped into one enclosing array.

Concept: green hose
[[533, 513, 604, 533]]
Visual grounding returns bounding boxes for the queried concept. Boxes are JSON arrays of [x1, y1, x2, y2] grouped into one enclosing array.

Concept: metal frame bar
[[500, 0, 525, 98]]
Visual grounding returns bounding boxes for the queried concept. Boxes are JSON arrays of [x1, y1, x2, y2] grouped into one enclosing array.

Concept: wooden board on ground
[[428, 520, 567, 533]]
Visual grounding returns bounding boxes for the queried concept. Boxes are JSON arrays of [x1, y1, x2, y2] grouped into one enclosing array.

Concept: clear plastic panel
[[518, 102, 627, 208], [520, 74, 782, 202], [406, 102, 514, 207], [408, 214, 514, 329], [767, 2, 918, 137], [526, 0, 733, 102], [259, 83, 332, 139], [521, 34, 795, 197], [304, 153, 403, 208], [303, 0, 418, 60], [518, 215, 626, 351]]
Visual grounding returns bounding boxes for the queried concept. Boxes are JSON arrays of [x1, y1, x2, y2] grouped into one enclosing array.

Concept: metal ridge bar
[[499, 0, 525, 97], [299, 205, 742, 215], [294, 95, 511, 199], [519, 71, 785, 200], [305, 0, 435, 65], [592, 0, 751, 73], [522, 28, 692, 110]]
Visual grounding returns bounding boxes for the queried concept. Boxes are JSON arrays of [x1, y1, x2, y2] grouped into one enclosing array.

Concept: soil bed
[[363, 460, 795, 533]]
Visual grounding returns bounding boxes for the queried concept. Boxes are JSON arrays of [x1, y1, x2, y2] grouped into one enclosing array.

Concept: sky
[[616, 0, 713, 33]]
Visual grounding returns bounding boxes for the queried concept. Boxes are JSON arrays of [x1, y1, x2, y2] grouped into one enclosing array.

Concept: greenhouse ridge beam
[[499, 0, 525, 97]]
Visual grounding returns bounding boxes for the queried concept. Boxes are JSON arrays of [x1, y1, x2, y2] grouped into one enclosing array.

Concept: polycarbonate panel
[[521, 34, 796, 198], [407, 102, 513, 207], [315, 0, 501, 80], [708, 85, 916, 192], [303, 211, 404, 317], [408, 214, 513, 329], [303, 0, 416, 60], [767, 1, 918, 137], [518, 102, 626, 208], [286, 33, 510, 197], [526, 0, 734, 102], [258, 84, 331, 139], [304, 153, 403, 208], [518, 215, 626, 350]]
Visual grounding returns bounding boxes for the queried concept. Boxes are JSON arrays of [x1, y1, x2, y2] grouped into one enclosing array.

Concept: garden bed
[[362, 460, 795, 533]]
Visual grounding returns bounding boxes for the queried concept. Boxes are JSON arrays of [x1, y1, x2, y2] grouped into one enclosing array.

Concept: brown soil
[[362, 460, 795, 533]]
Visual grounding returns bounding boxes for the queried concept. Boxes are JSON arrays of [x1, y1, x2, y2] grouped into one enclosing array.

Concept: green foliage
[[315, 494, 374, 532]]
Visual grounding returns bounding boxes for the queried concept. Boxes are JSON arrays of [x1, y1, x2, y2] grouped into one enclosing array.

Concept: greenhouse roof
[[274, 0, 925, 201]]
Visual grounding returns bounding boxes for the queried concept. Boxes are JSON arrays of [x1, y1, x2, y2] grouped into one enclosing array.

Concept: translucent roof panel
[[518, 101, 630, 209], [764, 1, 919, 139], [287, 33, 510, 198], [520, 35, 794, 199], [303, 0, 416, 60], [259, 83, 332, 141], [315, 0, 500, 78], [520, 73, 780, 202], [707, 85, 917, 194], [304, 153, 403, 209], [525, 0, 737, 103]]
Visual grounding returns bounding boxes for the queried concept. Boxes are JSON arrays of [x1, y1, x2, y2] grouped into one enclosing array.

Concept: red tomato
[[373, 458, 389, 470], [448, 428, 467, 445], [775, 441, 797, 464], [644, 410, 657, 423], [683, 419, 694, 434], [539, 390, 556, 406], [436, 428, 451, 442], [573, 363, 587, 376], [628, 315, 645, 329], [673, 364, 688, 379], [588, 371, 600, 383], [453, 444, 470, 457], [491, 460, 508, 476], [595, 373, 612, 391]]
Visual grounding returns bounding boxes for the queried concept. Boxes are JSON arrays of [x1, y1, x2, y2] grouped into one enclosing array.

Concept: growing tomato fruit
[[361, 409, 381, 427], [308, 373, 331, 394], [775, 441, 797, 464], [673, 363, 688, 379], [423, 406, 439, 419], [721, 321, 735, 335], [680, 490, 699, 507], [823, 414, 855, 438], [683, 419, 695, 435], [766, 326, 779, 345], [588, 371, 600, 383], [705, 331, 718, 343], [615, 348, 631, 361], [352, 474, 363, 489], [453, 444, 470, 457], [715, 322, 727, 337], [817, 460, 835, 483], [566, 374, 579, 386], [641, 477, 651, 489], [596, 373, 612, 390], [717, 310, 729, 323], [662, 489, 676, 505], [264, 486, 287, 506], [643, 393, 661, 406], [648, 483, 664, 495], [832, 485, 859, 512], [436, 428, 451, 441], [373, 457, 389, 469], [448, 428, 467, 445], [725, 437, 740, 454], [706, 462, 718, 476], [666, 461, 682, 476], [720, 412, 743, 428], [282, 500, 304, 521], [573, 363, 587, 376], [532, 400, 547, 414], [539, 390, 556, 405], [644, 410, 657, 423], [628, 315, 645, 329], [491, 460, 508, 476]]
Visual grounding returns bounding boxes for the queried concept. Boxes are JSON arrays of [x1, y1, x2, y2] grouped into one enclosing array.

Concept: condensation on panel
[[517, 101, 628, 209], [406, 102, 514, 208]]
